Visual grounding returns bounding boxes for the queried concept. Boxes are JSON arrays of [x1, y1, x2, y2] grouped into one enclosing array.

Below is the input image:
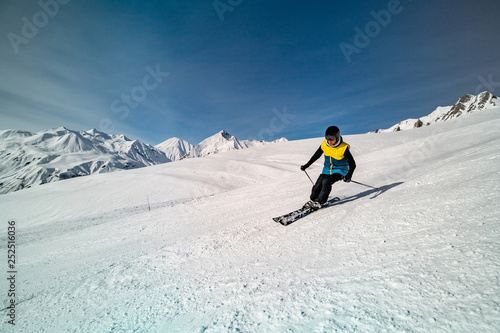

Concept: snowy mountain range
[[0, 127, 286, 194], [0, 127, 170, 194], [158, 130, 287, 160], [374, 91, 498, 133]]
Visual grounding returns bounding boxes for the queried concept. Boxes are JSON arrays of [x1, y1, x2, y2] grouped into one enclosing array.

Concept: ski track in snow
[[1, 109, 500, 332]]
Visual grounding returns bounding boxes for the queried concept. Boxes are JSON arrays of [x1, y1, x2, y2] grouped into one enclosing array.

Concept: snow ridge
[[375, 91, 498, 133]]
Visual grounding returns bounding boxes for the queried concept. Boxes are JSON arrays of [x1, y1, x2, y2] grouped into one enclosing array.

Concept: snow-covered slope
[[0, 127, 170, 194], [1, 108, 499, 332], [154, 137, 194, 161], [181, 130, 287, 159], [375, 91, 498, 132]]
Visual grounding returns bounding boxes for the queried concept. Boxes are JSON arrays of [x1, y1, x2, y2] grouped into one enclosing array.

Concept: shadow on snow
[[332, 182, 404, 205]]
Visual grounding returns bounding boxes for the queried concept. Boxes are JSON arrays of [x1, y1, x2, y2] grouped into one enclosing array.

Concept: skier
[[300, 126, 356, 210]]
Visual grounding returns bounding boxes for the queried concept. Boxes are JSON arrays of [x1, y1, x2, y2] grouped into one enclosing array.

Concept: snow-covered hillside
[[0, 127, 170, 195], [375, 91, 497, 132], [1, 108, 499, 332]]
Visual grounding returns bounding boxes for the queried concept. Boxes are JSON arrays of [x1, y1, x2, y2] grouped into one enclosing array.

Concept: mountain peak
[[375, 91, 498, 133], [86, 128, 106, 136], [51, 126, 70, 131], [218, 130, 231, 139], [154, 137, 194, 161]]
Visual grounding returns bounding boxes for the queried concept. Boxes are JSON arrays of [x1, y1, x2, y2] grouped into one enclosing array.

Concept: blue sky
[[1, 0, 499, 145]]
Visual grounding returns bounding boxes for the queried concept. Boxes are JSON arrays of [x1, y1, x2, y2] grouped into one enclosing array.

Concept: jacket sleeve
[[304, 146, 323, 168], [344, 147, 356, 177]]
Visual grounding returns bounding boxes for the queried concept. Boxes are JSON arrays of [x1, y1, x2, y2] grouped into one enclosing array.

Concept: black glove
[[343, 174, 352, 182], [300, 164, 309, 171]]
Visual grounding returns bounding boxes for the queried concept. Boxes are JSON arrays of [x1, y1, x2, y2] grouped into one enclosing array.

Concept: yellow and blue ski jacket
[[320, 140, 350, 176], [303, 138, 356, 177]]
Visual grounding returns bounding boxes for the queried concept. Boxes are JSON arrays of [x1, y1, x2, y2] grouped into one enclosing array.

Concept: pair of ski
[[273, 197, 340, 226]]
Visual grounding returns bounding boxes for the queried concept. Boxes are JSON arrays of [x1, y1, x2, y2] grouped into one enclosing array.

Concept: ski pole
[[350, 180, 379, 190], [303, 170, 314, 185]]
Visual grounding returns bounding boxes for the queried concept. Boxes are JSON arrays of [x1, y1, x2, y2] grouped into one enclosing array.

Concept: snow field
[[1, 108, 499, 332]]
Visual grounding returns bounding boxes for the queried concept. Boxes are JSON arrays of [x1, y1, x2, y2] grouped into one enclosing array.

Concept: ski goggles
[[325, 135, 338, 141]]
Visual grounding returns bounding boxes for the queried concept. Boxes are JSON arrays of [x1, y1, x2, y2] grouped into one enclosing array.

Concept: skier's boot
[[302, 200, 314, 210], [302, 200, 323, 211], [310, 201, 323, 211]]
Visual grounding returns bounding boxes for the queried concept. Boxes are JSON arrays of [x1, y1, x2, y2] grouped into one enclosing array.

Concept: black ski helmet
[[325, 126, 340, 141]]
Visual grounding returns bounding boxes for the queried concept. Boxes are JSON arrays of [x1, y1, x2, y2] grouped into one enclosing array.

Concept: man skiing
[[301, 126, 356, 210]]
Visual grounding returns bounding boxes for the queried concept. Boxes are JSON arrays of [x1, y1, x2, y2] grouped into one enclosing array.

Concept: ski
[[273, 197, 340, 226]]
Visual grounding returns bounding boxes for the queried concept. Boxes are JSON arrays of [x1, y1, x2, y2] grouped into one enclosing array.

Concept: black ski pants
[[310, 173, 343, 204]]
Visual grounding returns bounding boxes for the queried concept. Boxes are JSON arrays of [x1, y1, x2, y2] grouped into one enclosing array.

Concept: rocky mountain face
[[438, 91, 497, 121], [375, 91, 498, 133]]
